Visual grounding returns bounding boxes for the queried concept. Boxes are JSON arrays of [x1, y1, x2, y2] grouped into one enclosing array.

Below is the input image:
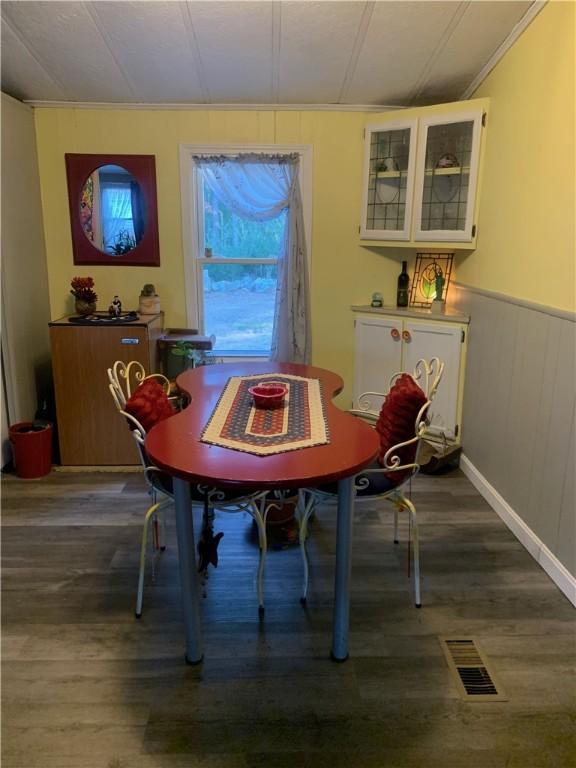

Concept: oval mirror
[[79, 164, 147, 256]]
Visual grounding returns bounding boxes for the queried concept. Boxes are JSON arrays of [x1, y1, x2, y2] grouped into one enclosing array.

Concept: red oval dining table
[[145, 362, 379, 664]]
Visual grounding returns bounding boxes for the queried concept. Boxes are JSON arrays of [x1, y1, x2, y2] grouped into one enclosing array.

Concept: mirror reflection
[[80, 165, 147, 255]]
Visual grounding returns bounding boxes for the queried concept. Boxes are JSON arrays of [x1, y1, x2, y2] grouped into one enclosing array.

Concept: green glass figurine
[[435, 267, 445, 302]]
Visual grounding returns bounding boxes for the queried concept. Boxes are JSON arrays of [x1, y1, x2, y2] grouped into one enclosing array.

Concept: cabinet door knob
[[391, 328, 400, 340], [402, 330, 412, 342]]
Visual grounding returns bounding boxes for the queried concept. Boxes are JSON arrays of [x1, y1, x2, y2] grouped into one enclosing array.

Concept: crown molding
[[460, 0, 547, 99], [22, 100, 404, 112]]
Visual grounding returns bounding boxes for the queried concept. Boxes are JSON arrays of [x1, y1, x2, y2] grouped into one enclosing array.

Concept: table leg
[[331, 475, 355, 662], [173, 478, 203, 664]]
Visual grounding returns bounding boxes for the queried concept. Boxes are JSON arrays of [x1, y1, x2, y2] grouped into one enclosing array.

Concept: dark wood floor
[[2, 469, 575, 768]]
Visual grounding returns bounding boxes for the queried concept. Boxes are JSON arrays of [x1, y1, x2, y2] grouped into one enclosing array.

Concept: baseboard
[[460, 454, 576, 607]]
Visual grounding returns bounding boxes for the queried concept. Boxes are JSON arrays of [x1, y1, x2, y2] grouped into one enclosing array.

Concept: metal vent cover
[[440, 637, 508, 701]]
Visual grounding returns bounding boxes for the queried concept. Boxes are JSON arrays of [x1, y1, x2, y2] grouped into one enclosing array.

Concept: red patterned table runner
[[200, 373, 330, 456]]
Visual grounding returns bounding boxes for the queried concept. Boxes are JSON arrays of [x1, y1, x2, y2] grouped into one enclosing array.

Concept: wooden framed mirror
[[65, 153, 160, 266]]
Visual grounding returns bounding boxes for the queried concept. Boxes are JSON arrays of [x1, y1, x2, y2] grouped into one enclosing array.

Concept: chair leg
[[247, 496, 269, 616], [393, 503, 400, 544], [298, 491, 316, 604], [400, 495, 421, 608], [159, 505, 167, 551], [135, 498, 171, 619]]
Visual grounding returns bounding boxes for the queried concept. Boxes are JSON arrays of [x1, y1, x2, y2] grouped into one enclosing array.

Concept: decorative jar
[[75, 299, 96, 316]]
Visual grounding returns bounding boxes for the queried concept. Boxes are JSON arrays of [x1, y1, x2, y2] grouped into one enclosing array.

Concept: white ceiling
[[1, 1, 535, 107]]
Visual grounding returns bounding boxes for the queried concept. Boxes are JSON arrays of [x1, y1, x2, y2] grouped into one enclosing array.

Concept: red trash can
[[9, 422, 53, 479]]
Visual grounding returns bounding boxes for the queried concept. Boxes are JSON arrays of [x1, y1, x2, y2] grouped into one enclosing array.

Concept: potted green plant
[[139, 283, 160, 315], [108, 230, 137, 255], [170, 341, 214, 370]]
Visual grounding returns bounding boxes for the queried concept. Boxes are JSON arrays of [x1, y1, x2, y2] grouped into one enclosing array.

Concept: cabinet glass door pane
[[420, 120, 474, 233], [366, 127, 411, 234]]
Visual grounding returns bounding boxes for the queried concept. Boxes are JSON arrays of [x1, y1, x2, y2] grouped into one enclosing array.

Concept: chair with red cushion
[[107, 361, 270, 618], [298, 357, 444, 608]]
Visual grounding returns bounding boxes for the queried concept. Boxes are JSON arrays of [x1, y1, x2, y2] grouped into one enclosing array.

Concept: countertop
[[351, 305, 470, 324]]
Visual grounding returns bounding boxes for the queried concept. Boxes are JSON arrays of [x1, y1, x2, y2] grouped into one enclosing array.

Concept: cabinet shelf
[[373, 170, 403, 179], [425, 166, 470, 176]]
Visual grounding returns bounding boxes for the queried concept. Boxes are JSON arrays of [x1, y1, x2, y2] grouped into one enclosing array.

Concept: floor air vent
[[440, 637, 508, 701]]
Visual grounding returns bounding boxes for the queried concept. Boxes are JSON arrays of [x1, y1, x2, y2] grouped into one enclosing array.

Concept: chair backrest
[[379, 357, 445, 481], [107, 360, 171, 471], [393, 357, 444, 404]]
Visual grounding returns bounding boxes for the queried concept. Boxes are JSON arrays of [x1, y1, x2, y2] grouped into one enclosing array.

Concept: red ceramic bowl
[[248, 383, 287, 409]]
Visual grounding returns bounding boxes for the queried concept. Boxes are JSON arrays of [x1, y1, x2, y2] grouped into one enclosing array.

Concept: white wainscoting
[[451, 282, 575, 603], [461, 454, 576, 606]]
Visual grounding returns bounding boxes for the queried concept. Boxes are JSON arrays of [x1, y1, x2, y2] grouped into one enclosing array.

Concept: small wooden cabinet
[[360, 98, 487, 248], [49, 313, 163, 465], [352, 306, 469, 443]]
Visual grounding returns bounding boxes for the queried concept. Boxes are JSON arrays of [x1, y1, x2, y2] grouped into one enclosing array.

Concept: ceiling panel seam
[[271, 1, 281, 104], [408, 0, 469, 106], [83, 2, 138, 101], [337, 1, 375, 105], [181, 1, 210, 104], [1, 13, 70, 100]]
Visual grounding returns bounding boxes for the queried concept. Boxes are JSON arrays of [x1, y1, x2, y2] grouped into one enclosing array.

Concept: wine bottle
[[397, 261, 409, 307]]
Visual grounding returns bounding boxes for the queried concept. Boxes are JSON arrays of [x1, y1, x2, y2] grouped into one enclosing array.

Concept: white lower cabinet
[[353, 308, 468, 443]]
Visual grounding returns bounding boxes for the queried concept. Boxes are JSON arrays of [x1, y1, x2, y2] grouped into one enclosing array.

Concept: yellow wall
[[2, 94, 51, 424], [457, 1, 575, 311], [33, 1, 575, 407], [35, 108, 409, 403]]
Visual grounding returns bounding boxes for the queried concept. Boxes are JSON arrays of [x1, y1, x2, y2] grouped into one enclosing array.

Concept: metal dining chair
[[107, 360, 274, 618], [298, 357, 445, 608]]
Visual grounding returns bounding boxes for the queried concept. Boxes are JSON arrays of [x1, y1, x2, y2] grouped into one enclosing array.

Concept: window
[[198, 177, 286, 354], [182, 145, 312, 359], [101, 182, 135, 254]]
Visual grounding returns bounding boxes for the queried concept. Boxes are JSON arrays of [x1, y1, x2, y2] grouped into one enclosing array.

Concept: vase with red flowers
[[70, 276, 98, 315]]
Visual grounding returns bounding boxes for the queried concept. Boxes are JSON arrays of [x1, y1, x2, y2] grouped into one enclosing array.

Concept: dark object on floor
[[266, 494, 300, 549], [8, 421, 53, 479], [419, 439, 462, 474], [198, 527, 224, 572]]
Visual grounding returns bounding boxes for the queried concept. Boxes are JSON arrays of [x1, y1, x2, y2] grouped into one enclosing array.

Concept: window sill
[[212, 352, 270, 363]]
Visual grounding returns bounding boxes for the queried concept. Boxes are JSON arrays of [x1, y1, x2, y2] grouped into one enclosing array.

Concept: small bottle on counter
[[396, 261, 409, 307]]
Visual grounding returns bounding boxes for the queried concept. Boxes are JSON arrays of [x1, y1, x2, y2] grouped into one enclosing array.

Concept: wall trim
[[1, 91, 33, 112], [23, 100, 403, 112], [452, 282, 576, 322], [460, 454, 576, 607], [460, 1, 547, 99]]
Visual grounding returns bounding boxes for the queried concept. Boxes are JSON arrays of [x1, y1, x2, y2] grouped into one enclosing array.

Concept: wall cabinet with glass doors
[[360, 99, 487, 248]]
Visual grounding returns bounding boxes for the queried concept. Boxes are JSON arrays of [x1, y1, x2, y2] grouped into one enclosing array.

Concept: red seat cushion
[[375, 374, 428, 482], [124, 378, 175, 433]]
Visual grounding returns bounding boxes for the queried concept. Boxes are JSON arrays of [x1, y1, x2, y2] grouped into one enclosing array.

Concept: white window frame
[[179, 144, 313, 355]]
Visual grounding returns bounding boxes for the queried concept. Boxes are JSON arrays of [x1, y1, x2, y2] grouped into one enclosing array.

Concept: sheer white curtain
[[101, 183, 134, 252], [194, 154, 311, 364]]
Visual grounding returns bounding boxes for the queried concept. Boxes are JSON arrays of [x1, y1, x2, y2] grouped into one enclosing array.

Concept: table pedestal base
[[174, 478, 203, 664], [331, 475, 355, 662]]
